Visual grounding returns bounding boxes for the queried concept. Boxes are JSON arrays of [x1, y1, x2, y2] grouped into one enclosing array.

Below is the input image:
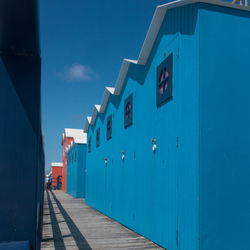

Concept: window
[[106, 115, 112, 140], [96, 128, 100, 147], [88, 136, 91, 152], [156, 53, 173, 106], [124, 93, 133, 128]]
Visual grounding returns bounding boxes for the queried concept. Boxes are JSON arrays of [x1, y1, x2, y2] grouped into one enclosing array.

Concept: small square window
[[88, 136, 91, 152], [156, 53, 173, 106], [106, 115, 112, 140], [96, 128, 100, 147], [124, 93, 133, 128]]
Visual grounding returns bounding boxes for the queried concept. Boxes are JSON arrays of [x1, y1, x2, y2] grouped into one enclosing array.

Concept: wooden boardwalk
[[42, 190, 163, 250]]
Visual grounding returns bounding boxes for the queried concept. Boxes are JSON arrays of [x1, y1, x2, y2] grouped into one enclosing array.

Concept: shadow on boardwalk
[[42, 190, 163, 250], [43, 190, 91, 250]]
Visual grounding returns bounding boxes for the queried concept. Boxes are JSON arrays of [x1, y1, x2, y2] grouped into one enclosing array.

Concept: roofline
[[84, 116, 92, 133], [90, 105, 101, 125], [114, 59, 138, 95], [100, 87, 115, 113], [83, 0, 250, 133], [62, 128, 85, 144], [51, 162, 63, 167]]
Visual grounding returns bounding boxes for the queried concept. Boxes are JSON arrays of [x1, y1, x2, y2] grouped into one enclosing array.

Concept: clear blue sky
[[39, 0, 231, 173]]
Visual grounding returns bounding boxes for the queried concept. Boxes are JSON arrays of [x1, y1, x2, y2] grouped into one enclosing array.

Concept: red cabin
[[51, 162, 63, 189]]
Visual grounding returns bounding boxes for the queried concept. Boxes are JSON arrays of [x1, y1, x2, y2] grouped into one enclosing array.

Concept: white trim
[[84, 116, 92, 133], [90, 105, 101, 125], [137, 6, 167, 65], [114, 59, 138, 95], [100, 87, 115, 113], [51, 162, 63, 167]]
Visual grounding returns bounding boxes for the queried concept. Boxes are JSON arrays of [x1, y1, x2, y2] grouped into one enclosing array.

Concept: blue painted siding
[[86, 3, 250, 250], [0, 55, 44, 249], [86, 4, 200, 249], [199, 4, 250, 250], [67, 144, 86, 198]]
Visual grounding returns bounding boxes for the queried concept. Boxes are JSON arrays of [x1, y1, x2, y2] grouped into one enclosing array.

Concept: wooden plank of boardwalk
[[41, 190, 164, 250]]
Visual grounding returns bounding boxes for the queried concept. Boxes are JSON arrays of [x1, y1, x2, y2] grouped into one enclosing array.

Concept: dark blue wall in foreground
[[0, 0, 44, 249]]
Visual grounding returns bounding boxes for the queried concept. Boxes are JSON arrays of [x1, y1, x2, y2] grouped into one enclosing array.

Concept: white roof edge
[[73, 133, 87, 144], [84, 116, 92, 133], [137, 6, 167, 65], [158, 0, 250, 9], [90, 105, 101, 125], [51, 162, 63, 167], [95, 104, 101, 111], [87, 116, 92, 123], [124, 59, 138, 64], [99, 87, 115, 113], [106, 87, 115, 94], [114, 58, 137, 95], [63, 128, 84, 138], [83, 0, 250, 131]]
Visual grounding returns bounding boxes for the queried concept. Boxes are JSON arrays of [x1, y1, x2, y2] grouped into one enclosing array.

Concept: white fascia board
[[91, 105, 101, 125], [84, 116, 92, 133], [114, 59, 138, 95], [51, 162, 63, 167], [99, 87, 115, 113], [106, 87, 115, 94], [137, 6, 167, 65], [74, 133, 87, 144], [87, 116, 92, 123], [64, 128, 84, 139]]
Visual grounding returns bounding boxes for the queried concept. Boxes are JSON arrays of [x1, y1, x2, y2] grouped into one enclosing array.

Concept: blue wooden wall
[[199, 4, 250, 250], [67, 144, 86, 198], [0, 56, 44, 249], [86, 4, 200, 249], [0, 2, 44, 247], [85, 3, 250, 250]]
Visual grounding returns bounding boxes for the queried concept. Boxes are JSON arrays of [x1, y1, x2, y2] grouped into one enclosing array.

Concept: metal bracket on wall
[[121, 151, 125, 160], [151, 138, 157, 152], [104, 157, 107, 167]]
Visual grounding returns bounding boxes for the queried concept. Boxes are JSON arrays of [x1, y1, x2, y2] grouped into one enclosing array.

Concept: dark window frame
[[88, 136, 91, 152], [124, 93, 133, 128], [106, 115, 112, 140], [96, 128, 100, 147], [156, 53, 173, 106]]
